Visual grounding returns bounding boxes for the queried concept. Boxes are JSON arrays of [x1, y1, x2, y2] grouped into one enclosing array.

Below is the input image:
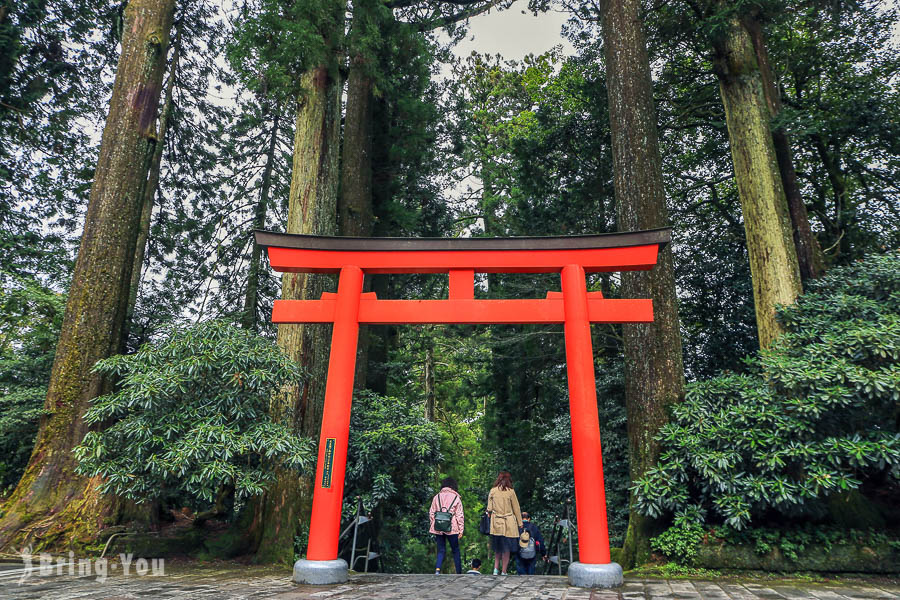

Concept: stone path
[[1, 566, 898, 600]]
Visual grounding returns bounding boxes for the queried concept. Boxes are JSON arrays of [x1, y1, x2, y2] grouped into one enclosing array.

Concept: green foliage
[[1, 0, 114, 291], [651, 562, 722, 579], [341, 390, 443, 572], [432, 50, 634, 550], [634, 253, 900, 530], [771, 2, 900, 261], [73, 320, 315, 511], [712, 524, 900, 562], [345, 390, 443, 509], [539, 361, 630, 546], [650, 506, 707, 565], [227, 0, 342, 101], [0, 273, 64, 492]]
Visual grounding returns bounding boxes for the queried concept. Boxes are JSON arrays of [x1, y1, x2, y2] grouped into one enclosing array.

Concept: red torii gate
[[256, 228, 671, 588]]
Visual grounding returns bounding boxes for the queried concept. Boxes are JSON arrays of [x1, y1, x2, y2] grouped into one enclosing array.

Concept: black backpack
[[434, 494, 458, 533]]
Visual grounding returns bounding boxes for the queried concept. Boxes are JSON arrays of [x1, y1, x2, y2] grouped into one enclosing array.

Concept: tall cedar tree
[[711, 6, 803, 348], [249, 67, 343, 566], [744, 14, 824, 282], [0, 0, 175, 550], [339, 0, 378, 388], [126, 25, 182, 337], [599, 0, 686, 567]]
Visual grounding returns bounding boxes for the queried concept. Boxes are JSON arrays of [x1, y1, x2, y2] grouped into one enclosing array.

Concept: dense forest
[[1, 0, 898, 575]]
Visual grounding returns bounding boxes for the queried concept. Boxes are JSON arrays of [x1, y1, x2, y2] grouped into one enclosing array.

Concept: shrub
[[634, 253, 900, 531], [74, 320, 315, 512], [0, 274, 64, 493], [650, 506, 707, 564], [340, 391, 443, 571]]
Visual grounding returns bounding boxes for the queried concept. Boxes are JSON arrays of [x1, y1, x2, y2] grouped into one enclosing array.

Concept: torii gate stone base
[[256, 228, 672, 589]]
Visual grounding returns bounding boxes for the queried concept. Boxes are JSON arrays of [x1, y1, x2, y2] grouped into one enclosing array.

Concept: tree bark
[[712, 12, 803, 349], [745, 16, 825, 282], [249, 65, 342, 565], [0, 0, 175, 552], [126, 27, 182, 341], [599, 0, 686, 568], [340, 50, 375, 388], [242, 112, 281, 331], [339, 59, 374, 238]]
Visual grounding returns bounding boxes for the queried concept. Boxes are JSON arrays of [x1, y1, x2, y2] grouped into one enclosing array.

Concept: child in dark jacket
[[515, 512, 547, 575]]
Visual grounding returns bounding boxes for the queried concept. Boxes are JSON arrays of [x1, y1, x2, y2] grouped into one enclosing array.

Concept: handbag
[[478, 512, 491, 535], [478, 493, 491, 535], [433, 494, 458, 533]]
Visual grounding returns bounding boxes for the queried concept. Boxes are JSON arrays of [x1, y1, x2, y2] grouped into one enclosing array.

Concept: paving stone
[[841, 588, 899, 600], [1, 568, 899, 600]]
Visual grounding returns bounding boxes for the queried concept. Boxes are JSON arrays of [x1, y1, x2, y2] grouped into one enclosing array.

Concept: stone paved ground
[[0, 565, 898, 600]]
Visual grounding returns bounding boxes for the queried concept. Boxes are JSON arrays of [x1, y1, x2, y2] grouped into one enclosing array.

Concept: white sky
[[451, 1, 575, 60], [453, 0, 898, 61]]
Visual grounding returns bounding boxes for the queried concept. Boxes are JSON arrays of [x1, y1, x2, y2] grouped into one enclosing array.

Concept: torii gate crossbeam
[[256, 228, 671, 589]]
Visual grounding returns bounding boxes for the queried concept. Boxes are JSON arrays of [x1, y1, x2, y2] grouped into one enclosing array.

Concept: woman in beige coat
[[486, 471, 523, 575]]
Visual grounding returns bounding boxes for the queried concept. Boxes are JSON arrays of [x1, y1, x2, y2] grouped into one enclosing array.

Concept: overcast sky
[[451, 2, 574, 60], [452, 0, 899, 61]]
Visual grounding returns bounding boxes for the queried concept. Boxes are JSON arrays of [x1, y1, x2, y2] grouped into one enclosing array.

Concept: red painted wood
[[272, 297, 653, 325], [306, 266, 364, 561], [265, 236, 666, 569], [267, 244, 659, 274], [562, 264, 612, 564], [448, 269, 475, 299]]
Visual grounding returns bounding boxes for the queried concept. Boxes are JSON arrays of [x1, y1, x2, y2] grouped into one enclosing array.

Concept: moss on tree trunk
[[744, 15, 825, 283], [125, 28, 181, 344], [0, 0, 175, 552], [713, 12, 803, 348], [249, 65, 341, 566], [339, 40, 376, 388], [599, 0, 686, 569]]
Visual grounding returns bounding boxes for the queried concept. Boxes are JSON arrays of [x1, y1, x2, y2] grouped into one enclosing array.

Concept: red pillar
[[561, 264, 612, 564], [306, 265, 364, 561]]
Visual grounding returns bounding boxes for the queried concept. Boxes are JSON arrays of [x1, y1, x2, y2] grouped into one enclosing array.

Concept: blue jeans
[[435, 533, 461, 573], [516, 554, 537, 575]]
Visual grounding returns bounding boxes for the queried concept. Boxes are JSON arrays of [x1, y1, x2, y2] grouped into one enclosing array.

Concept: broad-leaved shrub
[[634, 253, 900, 530], [74, 320, 315, 512]]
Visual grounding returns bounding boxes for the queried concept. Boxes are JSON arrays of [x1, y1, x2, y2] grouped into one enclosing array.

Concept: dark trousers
[[515, 554, 537, 575], [435, 533, 461, 573]]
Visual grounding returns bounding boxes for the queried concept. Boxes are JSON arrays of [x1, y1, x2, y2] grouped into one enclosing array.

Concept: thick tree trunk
[[599, 0, 686, 568], [339, 59, 374, 237], [125, 29, 181, 341], [340, 52, 375, 388], [242, 113, 281, 331], [364, 95, 397, 394], [713, 13, 803, 348], [249, 65, 341, 565], [0, 0, 175, 552], [745, 16, 824, 282]]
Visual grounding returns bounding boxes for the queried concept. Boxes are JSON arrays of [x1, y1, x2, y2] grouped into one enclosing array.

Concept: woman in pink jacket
[[429, 477, 464, 574]]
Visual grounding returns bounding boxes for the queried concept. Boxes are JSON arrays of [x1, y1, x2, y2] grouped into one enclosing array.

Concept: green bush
[[73, 320, 315, 512], [0, 273, 64, 493], [650, 506, 707, 564], [340, 390, 443, 571], [634, 253, 900, 531]]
